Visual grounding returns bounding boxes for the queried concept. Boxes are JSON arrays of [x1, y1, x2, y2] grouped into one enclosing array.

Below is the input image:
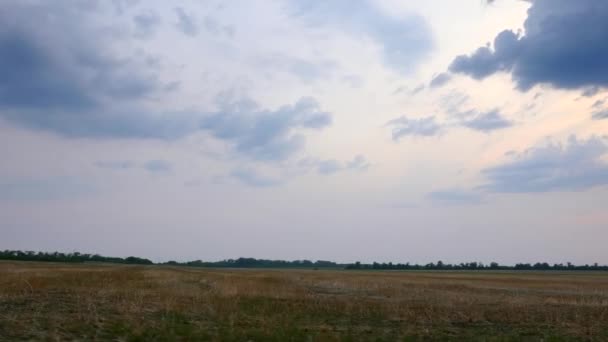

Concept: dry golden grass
[[1, 261, 608, 341]]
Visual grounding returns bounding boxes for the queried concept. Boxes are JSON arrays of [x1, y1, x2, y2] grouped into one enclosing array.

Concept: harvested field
[[1, 261, 608, 341]]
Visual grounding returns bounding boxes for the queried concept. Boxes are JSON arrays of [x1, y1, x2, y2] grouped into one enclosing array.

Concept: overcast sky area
[[2, 0, 608, 264]]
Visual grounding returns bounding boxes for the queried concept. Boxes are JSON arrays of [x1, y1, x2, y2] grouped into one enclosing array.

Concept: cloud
[[317, 155, 370, 175], [0, 1, 330, 163], [387, 108, 510, 139], [345, 155, 370, 171], [429, 73, 451, 88], [201, 97, 331, 161], [143, 160, 172, 173], [174, 7, 198, 36], [230, 168, 282, 187], [317, 159, 343, 175], [288, 0, 433, 73], [592, 99, 606, 109], [133, 11, 162, 39], [592, 109, 608, 120], [437, 92, 512, 133], [0, 1, 187, 138], [386, 116, 442, 140], [480, 135, 608, 193], [449, 1, 608, 92], [202, 16, 235, 37], [461, 110, 513, 132]]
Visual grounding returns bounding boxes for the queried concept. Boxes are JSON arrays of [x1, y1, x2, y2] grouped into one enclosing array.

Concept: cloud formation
[[0, 1, 188, 139], [592, 109, 608, 120], [316, 155, 370, 175], [387, 116, 442, 140], [461, 110, 513, 132], [429, 73, 451, 88], [0, 1, 331, 162], [174, 7, 199, 36], [450, 1, 608, 92], [481, 136, 608, 193], [289, 0, 433, 73], [133, 11, 162, 39], [143, 160, 172, 173], [230, 168, 282, 187], [201, 97, 331, 161]]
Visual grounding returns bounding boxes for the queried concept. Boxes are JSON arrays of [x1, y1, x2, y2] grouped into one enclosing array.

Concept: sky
[[1, 0, 608, 264]]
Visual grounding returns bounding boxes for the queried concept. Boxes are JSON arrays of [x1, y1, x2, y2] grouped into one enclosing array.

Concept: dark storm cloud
[[480, 136, 608, 193], [0, 2, 158, 111], [288, 0, 433, 73], [450, 0, 608, 92], [0, 1, 332, 162], [0, 1, 175, 138], [386, 116, 442, 140], [200, 97, 331, 161]]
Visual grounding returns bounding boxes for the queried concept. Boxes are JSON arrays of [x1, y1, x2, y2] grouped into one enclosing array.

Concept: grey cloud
[[0, 1, 183, 138], [143, 160, 172, 173], [298, 155, 370, 175], [289, 0, 433, 73], [175, 7, 198, 36], [582, 86, 601, 98], [230, 168, 282, 187], [592, 109, 608, 120], [409, 85, 425, 95], [201, 97, 331, 161], [203, 16, 234, 37], [480, 135, 608, 193], [0, 2, 158, 111], [0, 1, 330, 163], [346, 155, 370, 171], [429, 73, 451, 88], [461, 110, 513, 132], [386, 116, 442, 140], [317, 160, 343, 175], [133, 11, 162, 39], [438, 92, 512, 133], [450, 1, 608, 92], [317, 155, 370, 175], [592, 99, 605, 109]]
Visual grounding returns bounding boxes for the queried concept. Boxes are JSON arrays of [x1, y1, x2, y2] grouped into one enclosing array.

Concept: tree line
[[2, 250, 607, 271], [345, 261, 608, 271], [0, 250, 153, 265]]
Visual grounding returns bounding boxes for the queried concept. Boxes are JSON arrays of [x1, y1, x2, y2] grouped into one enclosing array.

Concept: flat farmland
[[1, 261, 608, 341]]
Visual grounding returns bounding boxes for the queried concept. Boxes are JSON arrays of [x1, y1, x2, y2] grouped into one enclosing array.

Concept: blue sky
[[1, 0, 608, 264]]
